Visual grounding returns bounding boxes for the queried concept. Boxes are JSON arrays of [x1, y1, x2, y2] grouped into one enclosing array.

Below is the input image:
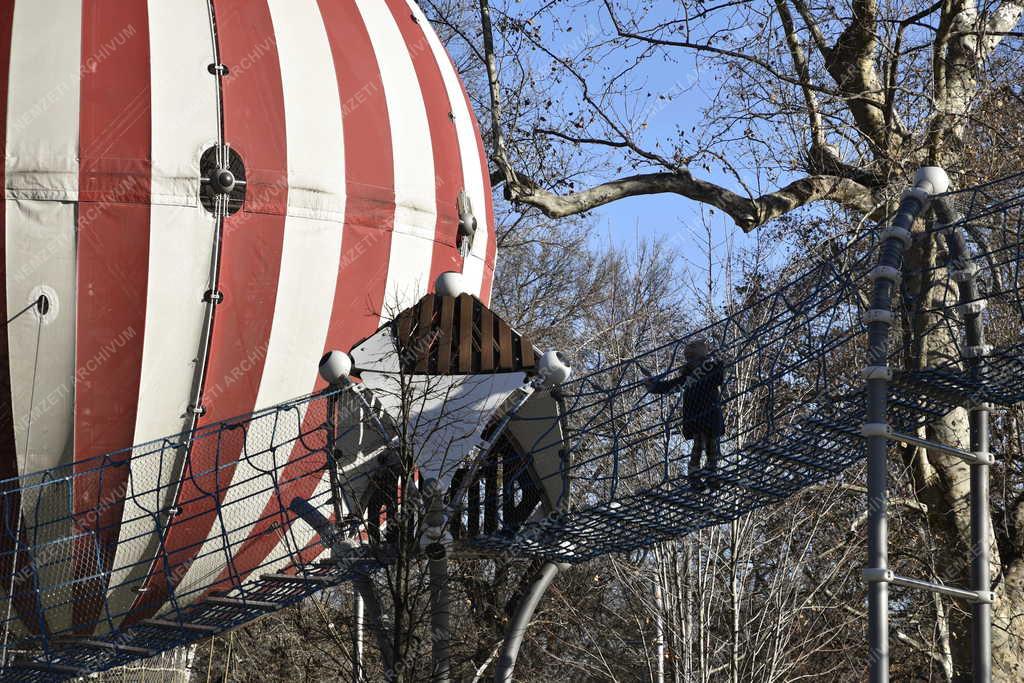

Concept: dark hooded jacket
[[647, 356, 725, 438]]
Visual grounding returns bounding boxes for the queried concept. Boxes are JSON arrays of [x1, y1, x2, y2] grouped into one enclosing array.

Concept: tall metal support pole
[[353, 588, 365, 683], [654, 576, 665, 683], [863, 167, 947, 682], [423, 480, 450, 683], [935, 197, 993, 681], [969, 404, 992, 681]]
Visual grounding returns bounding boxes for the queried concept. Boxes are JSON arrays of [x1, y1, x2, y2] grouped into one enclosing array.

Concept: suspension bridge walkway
[[2, 170, 1023, 679]]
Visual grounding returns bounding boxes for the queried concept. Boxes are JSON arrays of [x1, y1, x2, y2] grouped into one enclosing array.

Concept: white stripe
[[177, 0, 347, 596], [102, 0, 222, 630], [405, 1, 491, 298], [4, 0, 83, 635], [356, 0, 436, 312], [147, 0, 220, 206], [5, 1, 81, 202]]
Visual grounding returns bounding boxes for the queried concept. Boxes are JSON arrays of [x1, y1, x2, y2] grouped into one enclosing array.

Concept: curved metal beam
[[494, 561, 568, 682]]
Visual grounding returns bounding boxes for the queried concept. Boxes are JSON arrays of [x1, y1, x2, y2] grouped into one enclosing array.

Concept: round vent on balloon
[[200, 144, 247, 216]]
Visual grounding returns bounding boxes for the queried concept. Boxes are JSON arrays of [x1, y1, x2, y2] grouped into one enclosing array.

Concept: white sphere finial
[[537, 350, 572, 387], [435, 271, 467, 298], [319, 350, 353, 385], [914, 167, 950, 195]]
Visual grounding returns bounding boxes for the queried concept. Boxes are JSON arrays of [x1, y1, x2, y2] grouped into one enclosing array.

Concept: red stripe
[[205, 0, 398, 593], [385, 0, 465, 288], [0, 0, 47, 636], [125, 0, 288, 623], [73, 0, 152, 634]]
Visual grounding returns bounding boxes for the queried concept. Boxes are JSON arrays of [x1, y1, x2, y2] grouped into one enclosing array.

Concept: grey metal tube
[[428, 549, 450, 682], [934, 196, 991, 681], [423, 479, 450, 682], [494, 561, 568, 682], [352, 573, 394, 670], [353, 588, 364, 683], [969, 407, 992, 681], [865, 179, 934, 683]]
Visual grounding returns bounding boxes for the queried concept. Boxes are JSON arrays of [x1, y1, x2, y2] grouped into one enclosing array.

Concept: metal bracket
[[863, 309, 896, 325], [951, 263, 978, 282], [957, 299, 987, 316], [861, 422, 891, 438], [971, 450, 996, 466], [963, 344, 993, 359], [203, 289, 225, 304], [862, 567, 893, 583], [862, 366, 893, 381]]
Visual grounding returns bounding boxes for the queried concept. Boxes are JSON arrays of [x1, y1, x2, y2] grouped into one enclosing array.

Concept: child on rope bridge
[[643, 338, 725, 489]]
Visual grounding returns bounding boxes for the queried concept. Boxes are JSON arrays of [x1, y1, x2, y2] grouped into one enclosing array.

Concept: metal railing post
[[934, 196, 992, 681]]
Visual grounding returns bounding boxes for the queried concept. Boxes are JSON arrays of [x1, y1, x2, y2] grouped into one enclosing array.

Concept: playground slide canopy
[[0, 0, 495, 636]]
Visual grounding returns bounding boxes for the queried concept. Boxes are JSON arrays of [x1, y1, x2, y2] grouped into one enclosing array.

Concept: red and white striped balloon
[[0, 0, 495, 636]]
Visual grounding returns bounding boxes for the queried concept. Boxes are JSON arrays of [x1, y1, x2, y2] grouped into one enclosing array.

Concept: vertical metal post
[[969, 405, 991, 681], [423, 480, 450, 683], [866, 378, 891, 683], [654, 576, 665, 683], [353, 588, 364, 683], [935, 195, 992, 681], [863, 167, 946, 682], [428, 549, 450, 683], [325, 391, 345, 526]]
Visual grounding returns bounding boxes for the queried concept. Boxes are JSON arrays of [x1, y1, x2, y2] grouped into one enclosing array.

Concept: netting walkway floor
[[470, 344, 1024, 561]]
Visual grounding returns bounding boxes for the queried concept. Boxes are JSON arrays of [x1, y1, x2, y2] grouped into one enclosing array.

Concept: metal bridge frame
[[863, 167, 993, 682]]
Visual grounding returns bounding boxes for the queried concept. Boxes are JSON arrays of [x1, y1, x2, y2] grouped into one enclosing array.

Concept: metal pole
[[353, 588, 364, 683], [934, 195, 992, 681], [654, 576, 665, 683], [969, 405, 992, 681], [423, 480, 450, 683], [863, 167, 946, 682], [495, 561, 568, 682], [428, 548, 449, 683]]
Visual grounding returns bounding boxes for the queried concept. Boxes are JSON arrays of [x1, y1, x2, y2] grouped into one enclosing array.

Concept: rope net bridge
[[0, 171, 1022, 679]]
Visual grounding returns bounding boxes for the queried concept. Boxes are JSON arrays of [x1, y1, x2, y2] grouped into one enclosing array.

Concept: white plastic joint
[[880, 226, 913, 249], [862, 366, 893, 381], [864, 309, 895, 325], [951, 263, 978, 282], [913, 167, 950, 195], [869, 265, 902, 286], [861, 422, 892, 438], [969, 402, 995, 413], [863, 567, 893, 584], [970, 590, 995, 605], [963, 344, 993, 359], [972, 451, 995, 466], [956, 300, 987, 317]]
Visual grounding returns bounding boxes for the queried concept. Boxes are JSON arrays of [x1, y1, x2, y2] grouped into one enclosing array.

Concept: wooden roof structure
[[391, 293, 539, 375]]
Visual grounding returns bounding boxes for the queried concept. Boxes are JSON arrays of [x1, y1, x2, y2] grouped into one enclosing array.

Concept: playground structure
[[0, 166, 1018, 681]]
